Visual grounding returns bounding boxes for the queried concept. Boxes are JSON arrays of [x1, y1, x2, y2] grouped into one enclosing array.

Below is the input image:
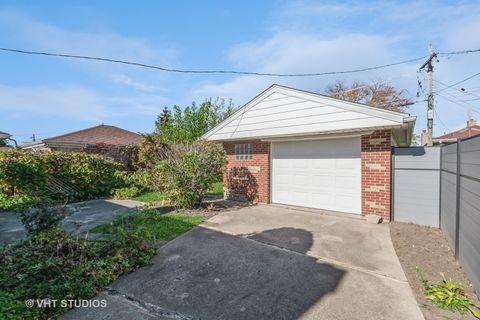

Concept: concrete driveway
[[63, 204, 424, 320], [0, 199, 143, 244]]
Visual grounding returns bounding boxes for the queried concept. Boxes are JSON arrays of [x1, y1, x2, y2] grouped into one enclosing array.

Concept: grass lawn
[[133, 182, 224, 203], [133, 190, 164, 203], [90, 209, 203, 241]]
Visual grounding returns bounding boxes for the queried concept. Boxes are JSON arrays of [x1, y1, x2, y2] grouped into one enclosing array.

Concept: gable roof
[[44, 125, 143, 146], [204, 84, 416, 145], [434, 125, 480, 140]]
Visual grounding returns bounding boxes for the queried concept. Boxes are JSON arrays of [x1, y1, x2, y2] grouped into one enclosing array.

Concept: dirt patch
[[390, 222, 480, 320], [165, 199, 252, 220]]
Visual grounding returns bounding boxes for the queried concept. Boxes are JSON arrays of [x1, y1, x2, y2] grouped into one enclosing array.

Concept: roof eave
[[209, 124, 409, 142]]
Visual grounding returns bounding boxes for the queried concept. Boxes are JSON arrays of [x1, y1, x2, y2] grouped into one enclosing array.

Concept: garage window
[[235, 143, 252, 160]]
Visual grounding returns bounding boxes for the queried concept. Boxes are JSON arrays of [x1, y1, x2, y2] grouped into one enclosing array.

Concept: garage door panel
[[334, 194, 355, 208], [335, 176, 355, 189], [293, 159, 309, 169], [312, 174, 332, 188], [275, 160, 290, 169], [311, 192, 331, 207], [272, 138, 361, 214], [292, 172, 310, 186], [335, 159, 356, 169], [292, 191, 309, 204]]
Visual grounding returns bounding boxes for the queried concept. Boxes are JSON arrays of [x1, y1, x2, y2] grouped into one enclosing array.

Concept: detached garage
[[204, 85, 416, 221]]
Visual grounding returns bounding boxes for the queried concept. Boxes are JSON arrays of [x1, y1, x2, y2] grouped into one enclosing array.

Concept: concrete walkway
[[0, 199, 143, 243], [63, 204, 424, 320]]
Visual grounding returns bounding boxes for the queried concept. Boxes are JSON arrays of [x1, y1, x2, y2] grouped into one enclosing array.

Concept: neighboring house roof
[[434, 125, 480, 141], [204, 84, 416, 146], [43, 124, 143, 146], [0, 131, 11, 139]]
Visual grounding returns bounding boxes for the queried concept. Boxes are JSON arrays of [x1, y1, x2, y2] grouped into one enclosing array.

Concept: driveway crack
[[104, 287, 198, 320]]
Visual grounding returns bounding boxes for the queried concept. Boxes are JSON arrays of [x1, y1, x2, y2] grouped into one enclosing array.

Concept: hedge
[[0, 150, 125, 211]]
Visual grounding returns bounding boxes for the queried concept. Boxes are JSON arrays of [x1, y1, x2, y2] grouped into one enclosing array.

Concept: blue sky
[[0, 0, 479, 144]]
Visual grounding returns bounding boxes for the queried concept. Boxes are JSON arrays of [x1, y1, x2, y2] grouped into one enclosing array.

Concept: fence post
[[439, 146, 442, 228], [454, 139, 461, 258]]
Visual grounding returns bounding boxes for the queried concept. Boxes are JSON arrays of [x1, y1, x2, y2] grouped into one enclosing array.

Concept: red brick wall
[[361, 130, 392, 221], [223, 140, 270, 203]]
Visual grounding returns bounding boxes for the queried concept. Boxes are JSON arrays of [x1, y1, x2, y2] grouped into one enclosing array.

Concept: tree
[[325, 80, 413, 112], [154, 98, 235, 144]]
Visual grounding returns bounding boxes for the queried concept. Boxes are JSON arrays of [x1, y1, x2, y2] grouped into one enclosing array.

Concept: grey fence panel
[[440, 171, 457, 249], [458, 177, 480, 293], [394, 147, 441, 169], [460, 137, 480, 180], [442, 143, 458, 173], [438, 137, 480, 295], [393, 147, 440, 227]]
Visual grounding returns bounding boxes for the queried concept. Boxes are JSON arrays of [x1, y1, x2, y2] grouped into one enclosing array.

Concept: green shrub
[[0, 194, 41, 212], [113, 186, 142, 199], [0, 150, 49, 195], [153, 140, 226, 208], [0, 150, 126, 211], [0, 227, 155, 319], [43, 152, 123, 199], [19, 206, 66, 236], [112, 169, 150, 199]]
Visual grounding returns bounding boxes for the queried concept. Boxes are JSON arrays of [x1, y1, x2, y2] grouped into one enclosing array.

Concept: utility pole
[[419, 44, 436, 146]]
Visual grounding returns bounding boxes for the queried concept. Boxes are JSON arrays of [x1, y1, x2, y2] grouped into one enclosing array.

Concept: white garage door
[[271, 137, 361, 214]]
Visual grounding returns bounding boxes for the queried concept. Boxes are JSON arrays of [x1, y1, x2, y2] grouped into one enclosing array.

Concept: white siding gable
[[204, 85, 414, 141]]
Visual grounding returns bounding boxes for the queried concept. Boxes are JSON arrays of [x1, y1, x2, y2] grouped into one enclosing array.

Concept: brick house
[[21, 124, 143, 163], [204, 85, 416, 221], [429, 117, 480, 144]]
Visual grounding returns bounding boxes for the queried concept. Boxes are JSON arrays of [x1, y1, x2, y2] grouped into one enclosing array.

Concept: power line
[[438, 48, 480, 56], [434, 72, 480, 93], [1, 46, 479, 77], [433, 79, 480, 99], [433, 108, 450, 133], [435, 93, 480, 115], [0, 47, 428, 77]]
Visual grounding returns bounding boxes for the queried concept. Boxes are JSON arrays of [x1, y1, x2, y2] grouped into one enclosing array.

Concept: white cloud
[[192, 1, 480, 136], [0, 84, 109, 121], [0, 10, 175, 124], [194, 33, 408, 104], [0, 9, 177, 64], [0, 84, 169, 121], [111, 74, 167, 93]]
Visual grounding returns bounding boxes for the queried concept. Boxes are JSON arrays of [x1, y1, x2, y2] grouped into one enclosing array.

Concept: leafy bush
[[0, 150, 126, 211], [43, 152, 123, 199], [113, 186, 142, 199], [112, 169, 149, 199], [0, 227, 155, 319], [19, 206, 66, 236], [0, 194, 43, 212], [0, 150, 49, 195], [153, 140, 226, 208]]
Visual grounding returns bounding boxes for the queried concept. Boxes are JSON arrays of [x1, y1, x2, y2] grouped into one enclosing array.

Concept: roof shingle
[[44, 125, 143, 146], [435, 125, 480, 140]]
